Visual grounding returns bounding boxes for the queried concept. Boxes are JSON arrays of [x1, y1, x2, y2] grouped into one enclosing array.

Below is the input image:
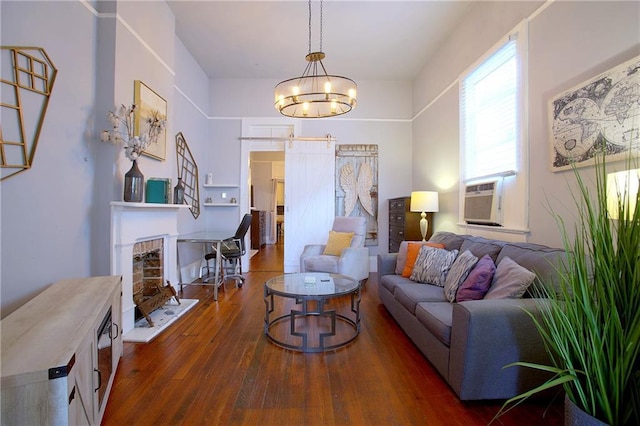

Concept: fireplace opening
[[132, 238, 180, 326]]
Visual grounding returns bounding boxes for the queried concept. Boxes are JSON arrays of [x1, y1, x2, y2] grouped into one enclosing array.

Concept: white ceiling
[[167, 1, 474, 81]]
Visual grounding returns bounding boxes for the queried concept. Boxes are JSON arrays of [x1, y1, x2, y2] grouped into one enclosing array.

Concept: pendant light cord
[[307, 0, 311, 54], [307, 0, 323, 54]]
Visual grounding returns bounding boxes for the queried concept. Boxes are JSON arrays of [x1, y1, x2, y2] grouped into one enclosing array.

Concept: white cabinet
[[202, 184, 239, 207], [1, 276, 122, 425]]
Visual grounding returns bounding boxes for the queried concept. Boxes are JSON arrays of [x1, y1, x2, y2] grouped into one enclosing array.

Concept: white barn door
[[284, 140, 335, 272]]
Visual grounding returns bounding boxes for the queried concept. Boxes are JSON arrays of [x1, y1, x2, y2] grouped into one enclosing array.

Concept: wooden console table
[[1, 276, 123, 425]]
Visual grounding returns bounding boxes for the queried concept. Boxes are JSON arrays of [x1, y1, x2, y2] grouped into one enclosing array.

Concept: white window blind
[[461, 38, 519, 180]]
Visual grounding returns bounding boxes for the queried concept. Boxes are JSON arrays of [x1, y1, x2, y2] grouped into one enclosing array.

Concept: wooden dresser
[[388, 196, 433, 253], [251, 210, 266, 249]]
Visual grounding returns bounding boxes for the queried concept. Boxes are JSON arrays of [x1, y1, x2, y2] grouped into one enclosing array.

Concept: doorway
[[240, 118, 335, 273], [250, 151, 284, 245]]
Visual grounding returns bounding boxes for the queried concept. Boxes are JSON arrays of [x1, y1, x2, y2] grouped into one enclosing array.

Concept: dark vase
[[565, 395, 608, 426], [124, 160, 144, 202], [173, 177, 185, 204]]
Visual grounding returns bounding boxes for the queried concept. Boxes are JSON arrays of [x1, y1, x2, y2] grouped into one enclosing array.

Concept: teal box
[[146, 179, 170, 203]]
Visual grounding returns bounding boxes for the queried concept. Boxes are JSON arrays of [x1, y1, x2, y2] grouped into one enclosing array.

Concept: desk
[[177, 230, 232, 301]]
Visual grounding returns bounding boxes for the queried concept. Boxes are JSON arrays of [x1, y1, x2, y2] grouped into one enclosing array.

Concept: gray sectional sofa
[[377, 232, 568, 400]]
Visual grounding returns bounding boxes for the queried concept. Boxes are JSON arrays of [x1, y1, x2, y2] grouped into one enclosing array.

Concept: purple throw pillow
[[456, 254, 496, 302]]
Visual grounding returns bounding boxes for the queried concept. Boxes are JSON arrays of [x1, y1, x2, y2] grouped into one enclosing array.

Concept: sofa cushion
[[402, 242, 445, 277], [415, 302, 453, 346], [459, 236, 505, 263], [394, 283, 447, 313], [444, 250, 478, 302], [380, 273, 411, 295], [429, 232, 467, 252], [496, 243, 568, 296], [410, 245, 458, 286], [323, 231, 354, 256], [485, 257, 536, 299], [456, 254, 496, 301]]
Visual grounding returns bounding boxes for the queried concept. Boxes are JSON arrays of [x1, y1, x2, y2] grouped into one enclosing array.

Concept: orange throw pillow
[[402, 242, 445, 277]]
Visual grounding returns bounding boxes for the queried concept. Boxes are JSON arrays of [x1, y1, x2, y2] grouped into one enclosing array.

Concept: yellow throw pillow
[[323, 231, 354, 256]]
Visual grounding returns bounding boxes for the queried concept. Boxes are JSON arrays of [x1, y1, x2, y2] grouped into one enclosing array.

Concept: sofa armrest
[[337, 247, 370, 281], [299, 244, 326, 271], [377, 253, 398, 278], [449, 298, 553, 400]]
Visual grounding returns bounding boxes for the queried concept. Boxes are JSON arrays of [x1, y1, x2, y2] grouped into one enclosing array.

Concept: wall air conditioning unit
[[464, 179, 504, 226]]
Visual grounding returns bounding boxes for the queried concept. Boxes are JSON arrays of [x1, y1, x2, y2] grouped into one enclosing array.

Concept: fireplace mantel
[[110, 202, 190, 336]]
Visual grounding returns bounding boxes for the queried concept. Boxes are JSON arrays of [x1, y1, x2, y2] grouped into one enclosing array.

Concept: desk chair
[[204, 213, 252, 289]]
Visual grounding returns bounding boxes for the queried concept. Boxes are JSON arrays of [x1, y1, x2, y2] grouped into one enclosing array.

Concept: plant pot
[[124, 160, 144, 202], [565, 395, 608, 426]]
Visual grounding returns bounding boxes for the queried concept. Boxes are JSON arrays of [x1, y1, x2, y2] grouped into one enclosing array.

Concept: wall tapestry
[[549, 55, 640, 172], [335, 144, 378, 246], [0, 46, 57, 181]]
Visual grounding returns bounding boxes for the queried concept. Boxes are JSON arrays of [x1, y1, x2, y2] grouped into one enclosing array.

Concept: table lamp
[[607, 169, 639, 220], [410, 191, 439, 241]]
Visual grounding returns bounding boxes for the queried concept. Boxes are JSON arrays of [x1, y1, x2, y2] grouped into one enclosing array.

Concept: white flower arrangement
[[101, 104, 167, 161]]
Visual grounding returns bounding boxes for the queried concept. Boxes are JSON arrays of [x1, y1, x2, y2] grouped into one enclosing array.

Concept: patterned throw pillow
[[410, 245, 458, 286], [484, 256, 536, 299], [401, 242, 446, 277], [443, 250, 478, 302], [456, 254, 496, 302]]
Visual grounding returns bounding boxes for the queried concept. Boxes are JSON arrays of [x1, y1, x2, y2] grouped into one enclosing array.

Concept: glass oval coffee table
[[264, 272, 361, 353]]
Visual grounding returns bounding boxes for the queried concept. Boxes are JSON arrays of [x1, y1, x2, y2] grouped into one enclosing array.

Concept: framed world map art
[[549, 55, 640, 172]]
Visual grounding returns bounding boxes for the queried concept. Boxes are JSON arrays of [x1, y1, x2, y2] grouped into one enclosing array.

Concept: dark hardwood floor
[[103, 242, 563, 425]]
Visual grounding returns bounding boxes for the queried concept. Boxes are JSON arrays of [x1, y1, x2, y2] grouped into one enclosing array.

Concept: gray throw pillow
[[484, 256, 536, 299], [410, 245, 458, 286], [443, 250, 478, 302]]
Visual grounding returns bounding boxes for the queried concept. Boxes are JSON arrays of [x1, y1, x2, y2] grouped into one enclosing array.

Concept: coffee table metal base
[[264, 290, 360, 353]]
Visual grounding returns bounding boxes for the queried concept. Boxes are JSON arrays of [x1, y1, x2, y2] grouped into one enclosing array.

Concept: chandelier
[[274, 0, 357, 118]]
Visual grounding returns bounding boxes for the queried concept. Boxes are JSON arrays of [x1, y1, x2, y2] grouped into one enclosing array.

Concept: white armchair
[[299, 216, 370, 282]]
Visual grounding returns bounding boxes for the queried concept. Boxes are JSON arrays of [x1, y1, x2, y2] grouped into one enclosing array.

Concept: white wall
[[526, 1, 640, 247], [1, 0, 211, 316], [205, 78, 413, 258], [412, 0, 640, 248], [1, 1, 98, 315]]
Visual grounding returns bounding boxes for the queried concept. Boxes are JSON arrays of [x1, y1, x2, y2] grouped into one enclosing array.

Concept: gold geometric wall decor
[[175, 132, 200, 219], [1, 46, 57, 181]]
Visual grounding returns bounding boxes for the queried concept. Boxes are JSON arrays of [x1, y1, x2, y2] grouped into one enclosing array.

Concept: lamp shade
[[410, 191, 439, 213], [607, 169, 639, 220]]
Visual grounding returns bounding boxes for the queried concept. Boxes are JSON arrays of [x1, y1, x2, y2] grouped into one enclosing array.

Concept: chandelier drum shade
[[274, 0, 357, 118]]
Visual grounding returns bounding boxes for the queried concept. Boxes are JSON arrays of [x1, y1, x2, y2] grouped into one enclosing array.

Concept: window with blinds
[[461, 30, 524, 181]]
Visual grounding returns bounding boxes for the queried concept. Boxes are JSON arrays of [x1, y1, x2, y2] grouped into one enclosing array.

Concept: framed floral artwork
[[134, 80, 167, 161]]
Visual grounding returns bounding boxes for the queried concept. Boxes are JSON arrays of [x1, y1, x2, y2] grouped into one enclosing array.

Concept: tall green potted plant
[[496, 155, 640, 425]]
